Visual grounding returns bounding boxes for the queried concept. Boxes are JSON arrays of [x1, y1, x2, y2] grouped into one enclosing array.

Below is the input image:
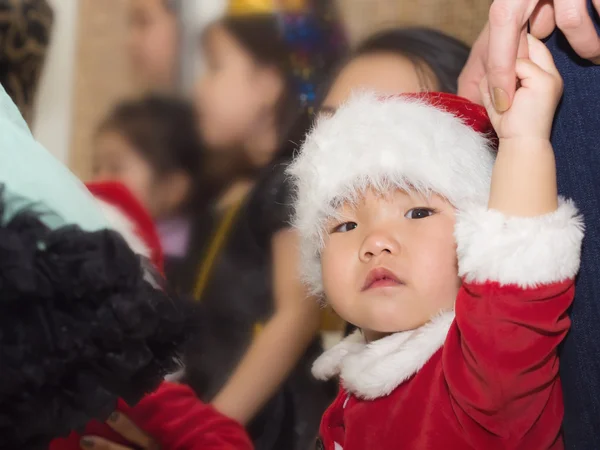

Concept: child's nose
[[359, 231, 399, 262]]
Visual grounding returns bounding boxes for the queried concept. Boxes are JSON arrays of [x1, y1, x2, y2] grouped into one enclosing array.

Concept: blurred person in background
[[179, 1, 345, 449], [0, 0, 53, 125], [127, 0, 179, 91], [127, 0, 226, 93], [321, 27, 469, 109], [92, 95, 206, 284]]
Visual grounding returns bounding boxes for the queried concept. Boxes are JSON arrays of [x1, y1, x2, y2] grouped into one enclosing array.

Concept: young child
[[92, 95, 205, 282], [287, 35, 583, 449]]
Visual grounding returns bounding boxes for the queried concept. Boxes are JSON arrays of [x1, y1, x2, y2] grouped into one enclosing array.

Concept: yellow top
[[227, 0, 308, 15]]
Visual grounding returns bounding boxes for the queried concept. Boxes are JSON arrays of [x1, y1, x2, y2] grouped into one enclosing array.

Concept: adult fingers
[[555, 0, 600, 63], [479, 76, 494, 112], [530, 0, 557, 39], [458, 24, 489, 103], [487, 0, 540, 111]]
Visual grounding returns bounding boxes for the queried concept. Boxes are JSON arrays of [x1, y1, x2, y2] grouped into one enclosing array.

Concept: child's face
[[93, 130, 189, 220], [128, 0, 178, 90], [93, 131, 156, 212], [320, 188, 460, 338], [194, 25, 283, 155]]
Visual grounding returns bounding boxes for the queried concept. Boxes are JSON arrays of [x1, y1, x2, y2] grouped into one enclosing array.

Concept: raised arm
[[443, 35, 584, 446]]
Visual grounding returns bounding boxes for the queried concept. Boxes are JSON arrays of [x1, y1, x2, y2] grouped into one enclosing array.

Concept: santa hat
[[287, 91, 498, 295], [86, 181, 164, 273]]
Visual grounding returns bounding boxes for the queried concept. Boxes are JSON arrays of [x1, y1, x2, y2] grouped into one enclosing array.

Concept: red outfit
[[312, 198, 584, 450], [49, 382, 253, 450], [317, 280, 573, 450], [286, 92, 584, 449]]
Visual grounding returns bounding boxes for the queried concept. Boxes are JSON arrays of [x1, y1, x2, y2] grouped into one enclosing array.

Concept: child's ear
[[161, 171, 192, 215]]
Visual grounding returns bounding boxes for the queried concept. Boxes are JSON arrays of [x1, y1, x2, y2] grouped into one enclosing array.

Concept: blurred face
[[321, 189, 459, 340], [128, 0, 178, 90], [194, 25, 283, 156], [93, 130, 189, 219], [321, 52, 437, 113]]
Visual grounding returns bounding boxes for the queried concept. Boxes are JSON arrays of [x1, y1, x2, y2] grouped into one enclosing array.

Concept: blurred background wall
[[31, 0, 490, 177]]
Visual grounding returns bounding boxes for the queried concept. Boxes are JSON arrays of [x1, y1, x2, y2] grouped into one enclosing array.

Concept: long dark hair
[[212, 15, 299, 144]]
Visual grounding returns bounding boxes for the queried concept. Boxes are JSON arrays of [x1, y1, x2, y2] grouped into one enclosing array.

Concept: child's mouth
[[362, 267, 404, 291]]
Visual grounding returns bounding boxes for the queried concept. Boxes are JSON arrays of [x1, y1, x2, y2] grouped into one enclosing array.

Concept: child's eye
[[332, 222, 358, 233], [404, 208, 436, 219]]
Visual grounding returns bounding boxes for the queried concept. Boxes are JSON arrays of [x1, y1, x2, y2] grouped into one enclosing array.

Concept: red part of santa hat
[[86, 181, 164, 273], [288, 91, 498, 295]]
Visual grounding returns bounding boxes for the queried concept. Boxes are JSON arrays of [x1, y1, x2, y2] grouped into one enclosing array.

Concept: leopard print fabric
[[0, 0, 53, 124]]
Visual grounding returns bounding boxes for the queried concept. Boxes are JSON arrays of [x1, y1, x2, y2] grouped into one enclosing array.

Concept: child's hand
[[480, 35, 563, 141]]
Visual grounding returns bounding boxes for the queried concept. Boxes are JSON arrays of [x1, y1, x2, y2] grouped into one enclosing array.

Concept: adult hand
[[80, 412, 160, 450], [531, 0, 600, 63], [459, 0, 600, 111]]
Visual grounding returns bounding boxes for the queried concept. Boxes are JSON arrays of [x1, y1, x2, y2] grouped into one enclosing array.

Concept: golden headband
[[227, 0, 308, 15]]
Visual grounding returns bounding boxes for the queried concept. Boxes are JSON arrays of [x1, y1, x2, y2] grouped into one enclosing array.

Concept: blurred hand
[[80, 412, 160, 450], [459, 0, 600, 111]]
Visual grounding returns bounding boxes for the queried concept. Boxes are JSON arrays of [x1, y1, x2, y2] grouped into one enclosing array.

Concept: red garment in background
[[49, 382, 253, 450]]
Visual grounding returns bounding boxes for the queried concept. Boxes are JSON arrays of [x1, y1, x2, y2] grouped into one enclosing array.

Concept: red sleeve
[[49, 382, 253, 450], [119, 382, 253, 450], [443, 280, 573, 434], [443, 200, 583, 439]]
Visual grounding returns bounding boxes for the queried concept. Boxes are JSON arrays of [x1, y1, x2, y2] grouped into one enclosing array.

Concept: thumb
[[487, 1, 531, 111], [479, 76, 498, 121], [458, 28, 488, 104]]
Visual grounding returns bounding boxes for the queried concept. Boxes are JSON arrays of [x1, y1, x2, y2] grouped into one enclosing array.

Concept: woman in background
[[127, 0, 180, 91], [181, 2, 344, 449]]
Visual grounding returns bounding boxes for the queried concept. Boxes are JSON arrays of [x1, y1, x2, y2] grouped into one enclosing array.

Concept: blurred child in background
[[92, 95, 206, 284]]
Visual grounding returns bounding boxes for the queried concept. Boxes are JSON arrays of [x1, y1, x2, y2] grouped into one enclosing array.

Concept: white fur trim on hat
[[456, 198, 584, 287], [287, 92, 496, 295], [313, 311, 454, 399]]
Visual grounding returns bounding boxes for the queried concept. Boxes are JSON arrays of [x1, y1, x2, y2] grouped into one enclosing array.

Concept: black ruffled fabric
[[0, 188, 188, 450]]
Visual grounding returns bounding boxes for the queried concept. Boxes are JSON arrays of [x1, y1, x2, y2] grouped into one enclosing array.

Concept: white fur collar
[[313, 312, 455, 399]]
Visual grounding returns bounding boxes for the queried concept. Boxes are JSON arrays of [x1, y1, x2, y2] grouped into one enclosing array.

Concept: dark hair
[[321, 27, 470, 98], [97, 95, 205, 209], [207, 15, 299, 143]]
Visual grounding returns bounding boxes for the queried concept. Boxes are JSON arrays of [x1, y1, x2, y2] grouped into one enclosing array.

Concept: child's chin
[[366, 310, 429, 334]]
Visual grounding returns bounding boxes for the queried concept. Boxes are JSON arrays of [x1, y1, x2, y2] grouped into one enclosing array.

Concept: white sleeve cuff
[[455, 198, 584, 288]]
